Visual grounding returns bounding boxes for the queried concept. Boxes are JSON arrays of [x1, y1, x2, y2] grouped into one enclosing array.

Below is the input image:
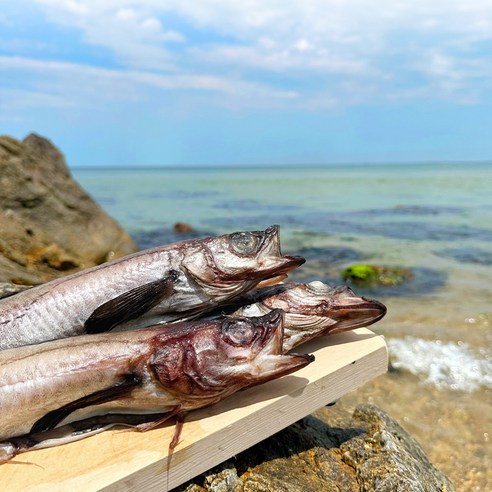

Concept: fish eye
[[230, 232, 260, 255], [222, 319, 256, 346]]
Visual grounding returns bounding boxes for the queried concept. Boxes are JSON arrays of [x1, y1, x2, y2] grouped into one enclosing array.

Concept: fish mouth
[[255, 274, 289, 289], [255, 283, 387, 352], [256, 255, 306, 283], [251, 308, 286, 355], [245, 309, 315, 387], [256, 225, 305, 280], [179, 225, 305, 299], [327, 287, 387, 333]]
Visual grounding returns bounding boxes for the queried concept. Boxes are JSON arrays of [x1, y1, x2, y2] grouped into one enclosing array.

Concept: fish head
[[181, 225, 304, 297], [257, 281, 387, 351], [150, 309, 313, 403]]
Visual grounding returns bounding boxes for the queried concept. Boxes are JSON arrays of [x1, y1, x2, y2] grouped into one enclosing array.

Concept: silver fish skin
[[0, 225, 304, 350], [0, 310, 313, 461], [229, 281, 387, 352]]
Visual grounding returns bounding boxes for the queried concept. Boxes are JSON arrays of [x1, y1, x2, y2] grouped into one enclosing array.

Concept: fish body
[[229, 281, 387, 351], [0, 226, 303, 350], [0, 310, 313, 461]]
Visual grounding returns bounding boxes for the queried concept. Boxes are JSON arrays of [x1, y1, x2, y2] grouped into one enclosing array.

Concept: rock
[[174, 222, 194, 233], [340, 404, 454, 491], [176, 404, 454, 492], [0, 133, 138, 284], [341, 264, 414, 287]]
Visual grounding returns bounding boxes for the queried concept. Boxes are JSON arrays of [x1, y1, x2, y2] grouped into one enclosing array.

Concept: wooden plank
[[0, 328, 388, 492]]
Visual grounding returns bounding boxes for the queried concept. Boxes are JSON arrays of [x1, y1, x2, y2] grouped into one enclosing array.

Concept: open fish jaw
[[230, 281, 387, 352], [149, 309, 312, 402], [213, 309, 312, 385], [180, 225, 304, 293], [320, 286, 387, 334]]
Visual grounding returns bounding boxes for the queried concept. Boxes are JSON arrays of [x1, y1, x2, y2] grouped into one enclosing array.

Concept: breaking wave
[[387, 337, 492, 392]]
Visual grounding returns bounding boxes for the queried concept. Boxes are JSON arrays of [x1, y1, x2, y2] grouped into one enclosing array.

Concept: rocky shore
[[0, 133, 137, 285], [0, 133, 454, 491], [176, 403, 453, 492]]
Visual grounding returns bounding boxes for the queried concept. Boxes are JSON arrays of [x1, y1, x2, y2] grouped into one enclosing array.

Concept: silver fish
[[228, 281, 387, 351], [0, 310, 313, 461], [0, 225, 304, 350]]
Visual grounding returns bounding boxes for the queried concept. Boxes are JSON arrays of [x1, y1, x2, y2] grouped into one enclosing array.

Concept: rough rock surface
[[176, 403, 454, 492], [0, 133, 138, 284]]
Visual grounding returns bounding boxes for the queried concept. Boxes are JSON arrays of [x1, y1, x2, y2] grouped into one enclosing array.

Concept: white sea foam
[[387, 337, 492, 392]]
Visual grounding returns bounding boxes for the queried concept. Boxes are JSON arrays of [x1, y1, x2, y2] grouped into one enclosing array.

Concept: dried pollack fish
[[226, 281, 387, 351], [0, 310, 313, 461], [0, 225, 304, 350]]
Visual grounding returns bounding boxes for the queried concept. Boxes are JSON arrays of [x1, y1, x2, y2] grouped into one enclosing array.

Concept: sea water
[[73, 162, 492, 489], [73, 162, 492, 392]]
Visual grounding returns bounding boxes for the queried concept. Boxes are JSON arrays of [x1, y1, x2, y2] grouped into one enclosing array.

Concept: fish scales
[[0, 248, 175, 349]]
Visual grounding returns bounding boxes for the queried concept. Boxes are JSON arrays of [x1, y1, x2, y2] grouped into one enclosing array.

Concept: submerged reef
[[341, 264, 414, 288]]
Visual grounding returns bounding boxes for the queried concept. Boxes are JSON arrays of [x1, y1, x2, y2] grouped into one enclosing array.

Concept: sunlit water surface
[[74, 163, 492, 490]]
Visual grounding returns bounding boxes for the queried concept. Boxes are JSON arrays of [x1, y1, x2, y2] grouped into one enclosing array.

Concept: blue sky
[[1, 1, 492, 166]]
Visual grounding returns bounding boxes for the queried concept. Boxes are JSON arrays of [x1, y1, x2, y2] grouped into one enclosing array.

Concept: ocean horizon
[[71, 160, 492, 171]]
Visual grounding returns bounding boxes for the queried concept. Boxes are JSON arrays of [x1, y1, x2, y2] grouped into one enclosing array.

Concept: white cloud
[[411, 49, 492, 103], [0, 55, 299, 114], [1, 88, 75, 111], [34, 1, 184, 70], [5, 1, 492, 107], [294, 39, 313, 53]]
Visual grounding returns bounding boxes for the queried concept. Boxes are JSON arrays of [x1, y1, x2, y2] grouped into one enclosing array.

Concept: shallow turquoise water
[[73, 162, 492, 391], [73, 163, 492, 238]]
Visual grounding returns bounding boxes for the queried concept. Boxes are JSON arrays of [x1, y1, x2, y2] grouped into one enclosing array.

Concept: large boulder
[[177, 403, 454, 492], [0, 133, 138, 284]]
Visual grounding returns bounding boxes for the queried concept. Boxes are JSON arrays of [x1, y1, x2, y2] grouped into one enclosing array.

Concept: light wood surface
[[0, 328, 388, 491]]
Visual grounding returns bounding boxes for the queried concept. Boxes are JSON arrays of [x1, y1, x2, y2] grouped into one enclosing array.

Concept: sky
[[1, 1, 492, 167]]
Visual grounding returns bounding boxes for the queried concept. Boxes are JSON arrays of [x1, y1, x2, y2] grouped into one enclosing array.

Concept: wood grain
[[0, 328, 388, 492]]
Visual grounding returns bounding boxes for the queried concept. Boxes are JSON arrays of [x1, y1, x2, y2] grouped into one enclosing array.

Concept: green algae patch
[[341, 264, 413, 287]]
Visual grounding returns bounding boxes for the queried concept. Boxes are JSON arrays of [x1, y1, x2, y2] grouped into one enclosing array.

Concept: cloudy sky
[[1, 1, 492, 166]]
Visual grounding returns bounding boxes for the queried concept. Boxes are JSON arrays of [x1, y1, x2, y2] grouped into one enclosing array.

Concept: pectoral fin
[[3, 412, 173, 462], [30, 373, 142, 434], [84, 270, 179, 334]]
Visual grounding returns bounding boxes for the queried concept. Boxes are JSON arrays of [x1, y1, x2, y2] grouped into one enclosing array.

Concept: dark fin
[[66, 412, 171, 434], [33, 412, 170, 441], [84, 270, 179, 334], [166, 411, 187, 491], [4, 413, 172, 461], [30, 373, 142, 434], [135, 406, 181, 433], [169, 412, 186, 452]]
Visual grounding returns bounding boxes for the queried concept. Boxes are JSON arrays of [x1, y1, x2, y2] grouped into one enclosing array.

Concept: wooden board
[[0, 328, 388, 492]]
